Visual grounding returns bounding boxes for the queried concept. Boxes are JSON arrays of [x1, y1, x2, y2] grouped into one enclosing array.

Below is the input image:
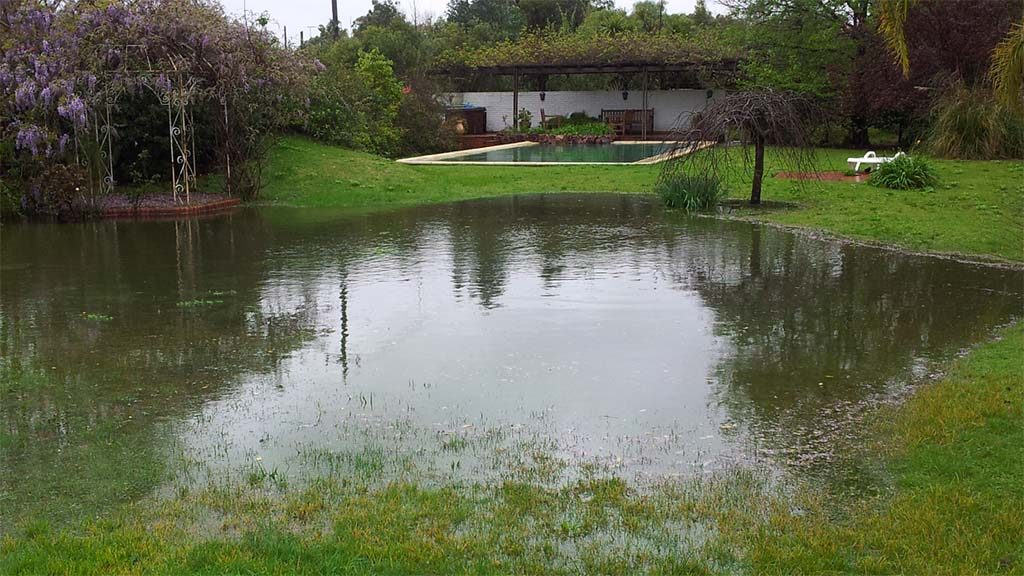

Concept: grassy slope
[[260, 136, 659, 211], [2, 324, 1020, 575], [261, 136, 1024, 262]]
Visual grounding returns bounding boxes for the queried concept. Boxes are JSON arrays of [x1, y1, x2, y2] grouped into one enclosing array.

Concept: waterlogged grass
[[260, 137, 1024, 262], [176, 299, 225, 308], [728, 322, 1024, 574], [1, 324, 1020, 574]]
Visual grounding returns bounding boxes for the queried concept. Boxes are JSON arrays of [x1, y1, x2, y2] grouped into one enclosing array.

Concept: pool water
[[456, 142, 674, 163]]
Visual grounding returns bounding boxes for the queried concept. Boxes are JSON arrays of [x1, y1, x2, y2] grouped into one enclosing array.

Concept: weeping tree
[[661, 90, 820, 206]]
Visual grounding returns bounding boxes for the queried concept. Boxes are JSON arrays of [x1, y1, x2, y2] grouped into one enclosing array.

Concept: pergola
[[439, 55, 740, 140]]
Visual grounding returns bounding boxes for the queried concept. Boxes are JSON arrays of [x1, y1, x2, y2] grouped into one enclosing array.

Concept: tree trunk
[[848, 114, 871, 148], [750, 135, 765, 205]]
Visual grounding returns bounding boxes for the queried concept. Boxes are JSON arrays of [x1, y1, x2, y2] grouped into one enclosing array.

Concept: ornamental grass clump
[[656, 174, 723, 212], [869, 155, 939, 189]]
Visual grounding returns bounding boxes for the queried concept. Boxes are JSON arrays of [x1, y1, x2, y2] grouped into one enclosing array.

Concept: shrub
[[656, 174, 722, 212], [545, 122, 613, 136], [306, 73, 368, 149], [929, 84, 1024, 159], [304, 50, 407, 156], [354, 49, 404, 155], [394, 77, 455, 156], [21, 164, 92, 219], [516, 108, 533, 131], [869, 155, 939, 189]]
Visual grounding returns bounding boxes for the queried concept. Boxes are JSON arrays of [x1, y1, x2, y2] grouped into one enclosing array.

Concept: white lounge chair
[[847, 151, 905, 173]]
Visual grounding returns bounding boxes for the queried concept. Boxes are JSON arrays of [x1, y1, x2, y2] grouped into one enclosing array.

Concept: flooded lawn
[[1, 194, 1021, 528]]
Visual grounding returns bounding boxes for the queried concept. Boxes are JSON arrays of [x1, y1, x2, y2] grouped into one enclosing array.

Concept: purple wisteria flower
[[57, 96, 88, 127], [15, 124, 47, 156], [15, 82, 36, 109]]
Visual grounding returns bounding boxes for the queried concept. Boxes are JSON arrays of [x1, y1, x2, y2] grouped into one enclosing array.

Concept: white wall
[[448, 90, 721, 133]]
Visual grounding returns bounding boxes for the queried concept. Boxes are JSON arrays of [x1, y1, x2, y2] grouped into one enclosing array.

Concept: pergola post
[[512, 67, 519, 133], [642, 66, 649, 141]]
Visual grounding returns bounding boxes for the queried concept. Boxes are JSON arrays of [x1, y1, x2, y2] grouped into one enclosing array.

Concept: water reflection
[[1, 194, 1020, 526]]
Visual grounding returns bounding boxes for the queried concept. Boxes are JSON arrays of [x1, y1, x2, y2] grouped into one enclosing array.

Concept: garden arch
[[82, 45, 207, 205]]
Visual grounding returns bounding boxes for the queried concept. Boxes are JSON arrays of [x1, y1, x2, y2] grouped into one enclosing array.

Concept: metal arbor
[[83, 45, 202, 205]]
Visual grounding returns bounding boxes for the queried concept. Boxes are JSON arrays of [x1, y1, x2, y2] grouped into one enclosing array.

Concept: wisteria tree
[[1, 0, 317, 214]]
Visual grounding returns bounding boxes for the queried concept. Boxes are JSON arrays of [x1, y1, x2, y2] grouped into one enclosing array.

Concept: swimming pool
[[397, 141, 700, 165]]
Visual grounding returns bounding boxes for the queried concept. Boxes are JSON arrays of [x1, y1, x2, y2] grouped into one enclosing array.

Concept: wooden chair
[[540, 109, 565, 129], [602, 109, 626, 136]]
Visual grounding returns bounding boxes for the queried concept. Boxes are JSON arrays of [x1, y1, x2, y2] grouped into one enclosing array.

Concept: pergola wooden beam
[[445, 60, 738, 76], [439, 59, 738, 136]]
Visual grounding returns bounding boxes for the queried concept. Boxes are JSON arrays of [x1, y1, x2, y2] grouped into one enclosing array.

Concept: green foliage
[[176, 299, 225, 308], [732, 0, 850, 100], [305, 50, 406, 156], [990, 23, 1024, 109], [868, 154, 938, 189], [542, 121, 612, 136], [355, 50, 405, 155], [438, 29, 741, 70], [656, 174, 722, 211], [305, 75, 366, 149], [446, 0, 525, 42], [928, 84, 1024, 159], [516, 108, 533, 131], [577, 9, 639, 37]]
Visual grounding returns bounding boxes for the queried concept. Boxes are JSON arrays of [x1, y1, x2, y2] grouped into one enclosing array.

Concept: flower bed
[[496, 133, 615, 145], [775, 171, 868, 183]]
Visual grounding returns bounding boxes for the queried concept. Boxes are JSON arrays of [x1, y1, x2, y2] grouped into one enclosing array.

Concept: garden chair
[[602, 109, 627, 136], [540, 109, 565, 129], [847, 151, 905, 172]]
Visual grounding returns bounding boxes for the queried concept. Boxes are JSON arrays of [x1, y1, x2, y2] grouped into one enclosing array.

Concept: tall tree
[[879, 0, 1022, 106], [353, 0, 405, 34], [516, 0, 591, 30], [446, 0, 525, 41], [729, 0, 877, 146]]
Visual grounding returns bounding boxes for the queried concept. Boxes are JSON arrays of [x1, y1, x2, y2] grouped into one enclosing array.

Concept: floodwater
[[1, 194, 1021, 526]]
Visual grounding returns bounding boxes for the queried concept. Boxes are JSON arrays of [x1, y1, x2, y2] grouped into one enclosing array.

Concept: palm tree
[[878, 0, 1023, 107], [991, 23, 1024, 109]]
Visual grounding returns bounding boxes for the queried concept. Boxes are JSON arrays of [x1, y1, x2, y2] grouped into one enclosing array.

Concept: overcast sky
[[219, 0, 727, 44]]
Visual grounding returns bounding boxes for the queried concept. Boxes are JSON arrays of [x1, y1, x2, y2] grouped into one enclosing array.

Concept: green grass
[[733, 322, 1024, 575], [2, 324, 1020, 575], [260, 135, 658, 211], [261, 136, 1024, 262]]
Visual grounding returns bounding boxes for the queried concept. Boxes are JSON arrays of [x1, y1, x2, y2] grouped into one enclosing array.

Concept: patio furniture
[[847, 150, 905, 173], [540, 109, 565, 129], [601, 109, 654, 136]]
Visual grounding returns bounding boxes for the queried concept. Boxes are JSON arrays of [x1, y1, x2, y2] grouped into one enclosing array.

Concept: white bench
[[847, 151, 905, 173]]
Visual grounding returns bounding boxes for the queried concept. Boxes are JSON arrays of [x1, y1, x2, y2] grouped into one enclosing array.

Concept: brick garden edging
[[100, 197, 241, 219]]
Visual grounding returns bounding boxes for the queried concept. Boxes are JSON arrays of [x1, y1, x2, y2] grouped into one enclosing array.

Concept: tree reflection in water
[[1, 195, 1019, 527]]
